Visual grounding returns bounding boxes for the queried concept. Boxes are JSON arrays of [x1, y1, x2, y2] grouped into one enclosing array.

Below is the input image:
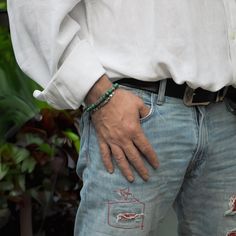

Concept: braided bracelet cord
[[92, 92, 115, 113], [85, 83, 119, 112]]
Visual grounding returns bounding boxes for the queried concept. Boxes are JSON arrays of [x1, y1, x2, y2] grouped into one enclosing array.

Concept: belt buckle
[[183, 85, 228, 107], [183, 86, 210, 106]]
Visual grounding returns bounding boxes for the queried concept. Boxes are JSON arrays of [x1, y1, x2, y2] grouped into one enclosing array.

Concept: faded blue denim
[[74, 84, 236, 236]]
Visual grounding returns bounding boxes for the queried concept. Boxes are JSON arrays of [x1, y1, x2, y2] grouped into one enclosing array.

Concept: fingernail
[[154, 162, 159, 168], [143, 174, 149, 181], [127, 176, 134, 182], [108, 169, 114, 174]]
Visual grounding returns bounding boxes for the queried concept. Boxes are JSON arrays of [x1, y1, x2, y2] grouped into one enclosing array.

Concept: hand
[[85, 75, 159, 182]]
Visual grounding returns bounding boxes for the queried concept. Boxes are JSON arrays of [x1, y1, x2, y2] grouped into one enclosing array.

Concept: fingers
[[99, 141, 114, 174], [135, 102, 159, 168], [123, 142, 149, 181], [97, 120, 158, 182], [100, 139, 151, 182], [110, 144, 135, 182], [133, 130, 159, 169], [139, 102, 150, 119]]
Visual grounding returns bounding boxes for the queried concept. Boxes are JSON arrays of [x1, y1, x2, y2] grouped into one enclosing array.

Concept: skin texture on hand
[[85, 75, 159, 182]]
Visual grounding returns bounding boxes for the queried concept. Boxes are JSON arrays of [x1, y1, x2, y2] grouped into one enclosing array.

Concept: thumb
[[139, 103, 151, 119]]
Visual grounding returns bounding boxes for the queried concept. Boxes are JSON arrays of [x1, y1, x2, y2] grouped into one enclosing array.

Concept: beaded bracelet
[[85, 83, 119, 113], [92, 92, 115, 113]]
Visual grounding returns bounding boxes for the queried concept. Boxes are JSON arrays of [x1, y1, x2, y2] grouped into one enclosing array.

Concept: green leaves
[[63, 131, 80, 153], [21, 158, 36, 174], [0, 163, 9, 181], [10, 146, 30, 164], [0, 0, 7, 10], [0, 145, 33, 177], [0, 27, 47, 143], [20, 133, 45, 146], [38, 143, 55, 157], [0, 143, 37, 202], [0, 180, 14, 191]]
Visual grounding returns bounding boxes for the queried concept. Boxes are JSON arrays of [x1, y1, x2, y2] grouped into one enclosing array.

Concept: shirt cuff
[[33, 40, 106, 110]]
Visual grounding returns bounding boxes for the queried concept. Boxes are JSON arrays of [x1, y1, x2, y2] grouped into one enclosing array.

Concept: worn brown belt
[[116, 78, 236, 106]]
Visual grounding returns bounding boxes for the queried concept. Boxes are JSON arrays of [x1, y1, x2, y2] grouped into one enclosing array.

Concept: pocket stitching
[[119, 85, 156, 123], [140, 95, 155, 123]]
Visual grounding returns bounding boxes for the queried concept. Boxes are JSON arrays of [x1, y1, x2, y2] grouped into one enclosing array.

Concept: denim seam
[[119, 84, 158, 100], [186, 107, 209, 177], [177, 191, 194, 236], [185, 107, 200, 175], [119, 84, 148, 95], [76, 112, 90, 179], [82, 118, 93, 235], [85, 119, 91, 181]]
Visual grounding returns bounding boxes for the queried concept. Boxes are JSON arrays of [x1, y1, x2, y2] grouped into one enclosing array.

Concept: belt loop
[[157, 79, 167, 105]]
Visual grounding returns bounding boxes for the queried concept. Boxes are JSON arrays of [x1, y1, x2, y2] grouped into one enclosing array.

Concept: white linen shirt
[[7, 0, 236, 109]]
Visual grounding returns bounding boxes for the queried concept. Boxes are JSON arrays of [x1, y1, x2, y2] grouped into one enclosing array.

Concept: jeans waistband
[[116, 78, 235, 106]]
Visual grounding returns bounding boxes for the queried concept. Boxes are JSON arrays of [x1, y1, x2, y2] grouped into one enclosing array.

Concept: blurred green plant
[[0, 108, 81, 206], [0, 107, 82, 236], [0, 25, 82, 236], [0, 27, 48, 144], [0, 0, 6, 11]]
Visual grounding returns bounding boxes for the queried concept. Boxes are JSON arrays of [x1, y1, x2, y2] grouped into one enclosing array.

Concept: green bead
[[85, 82, 119, 113]]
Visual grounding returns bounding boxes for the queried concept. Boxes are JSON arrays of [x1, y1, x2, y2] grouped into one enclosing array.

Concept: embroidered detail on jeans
[[226, 228, 236, 236], [116, 212, 144, 223], [225, 195, 236, 216], [115, 188, 133, 201], [107, 187, 145, 229]]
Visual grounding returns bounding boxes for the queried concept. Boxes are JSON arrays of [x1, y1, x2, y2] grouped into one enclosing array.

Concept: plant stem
[[20, 194, 33, 236]]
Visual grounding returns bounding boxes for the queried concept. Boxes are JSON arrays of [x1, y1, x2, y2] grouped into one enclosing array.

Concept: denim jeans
[[74, 83, 236, 236]]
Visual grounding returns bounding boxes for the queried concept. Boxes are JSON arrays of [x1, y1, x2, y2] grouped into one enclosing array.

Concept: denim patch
[[226, 229, 236, 236], [225, 195, 236, 216], [107, 188, 145, 229]]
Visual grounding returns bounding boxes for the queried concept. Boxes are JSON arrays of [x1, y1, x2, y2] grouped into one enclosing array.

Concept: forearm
[[84, 74, 113, 105]]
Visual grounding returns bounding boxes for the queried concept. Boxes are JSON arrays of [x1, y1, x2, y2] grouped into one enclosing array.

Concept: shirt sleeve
[[7, 0, 106, 109]]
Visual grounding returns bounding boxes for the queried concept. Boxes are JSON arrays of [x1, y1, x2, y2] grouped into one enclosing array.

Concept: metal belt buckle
[[183, 85, 228, 107], [183, 86, 210, 106]]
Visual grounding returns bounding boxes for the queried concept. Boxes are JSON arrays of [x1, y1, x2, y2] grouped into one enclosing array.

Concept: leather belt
[[116, 78, 235, 106]]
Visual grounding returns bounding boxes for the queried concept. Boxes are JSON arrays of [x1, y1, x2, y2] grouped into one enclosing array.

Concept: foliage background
[[0, 0, 6, 10], [0, 4, 83, 235]]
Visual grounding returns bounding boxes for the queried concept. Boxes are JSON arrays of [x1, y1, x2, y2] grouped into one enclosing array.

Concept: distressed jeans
[[74, 83, 236, 236]]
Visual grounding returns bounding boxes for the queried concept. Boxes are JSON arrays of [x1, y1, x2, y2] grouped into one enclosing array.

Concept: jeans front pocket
[[118, 85, 156, 123], [139, 94, 155, 124]]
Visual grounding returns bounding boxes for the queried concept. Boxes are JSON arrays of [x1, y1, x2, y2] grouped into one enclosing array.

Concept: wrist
[[85, 83, 119, 113], [85, 74, 113, 105]]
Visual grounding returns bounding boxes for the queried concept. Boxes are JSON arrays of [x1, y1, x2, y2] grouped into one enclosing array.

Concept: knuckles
[[140, 143, 151, 153], [124, 123, 140, 136], [114, 154, 125, 162]]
